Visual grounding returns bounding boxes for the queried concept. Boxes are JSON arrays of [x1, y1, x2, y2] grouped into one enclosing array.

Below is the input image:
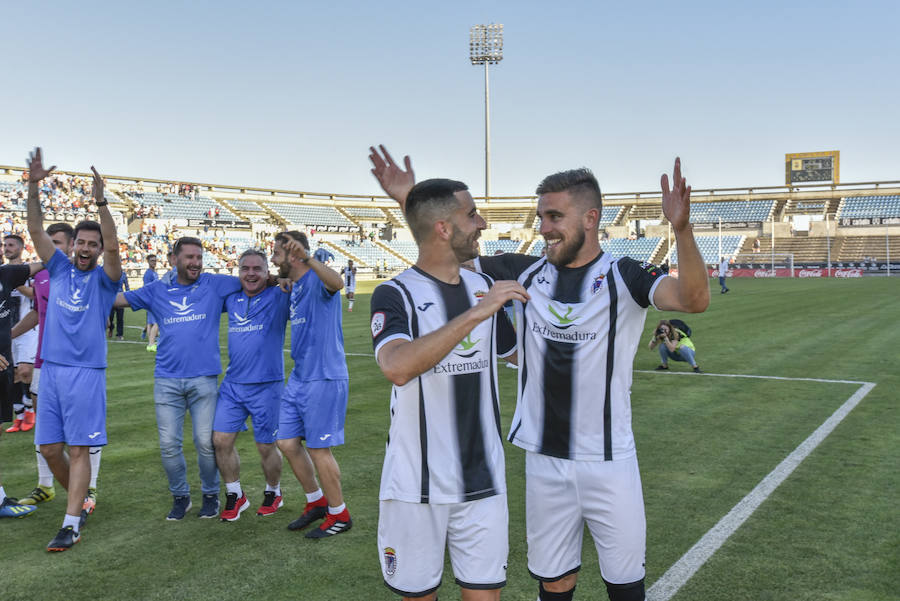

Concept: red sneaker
[[287, 497, 328, 530], [21, 411, 35, 432], [305, 508, 352, 539], [256, 491, 283, 516], [220, 492, 249, 522], [5, 419, 23, 433]]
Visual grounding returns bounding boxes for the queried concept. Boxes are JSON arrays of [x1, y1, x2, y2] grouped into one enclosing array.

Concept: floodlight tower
[[470, 23, 503, 201]]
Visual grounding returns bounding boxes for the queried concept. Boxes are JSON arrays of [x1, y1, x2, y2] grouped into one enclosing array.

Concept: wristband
[[95, 200, 108, 207]]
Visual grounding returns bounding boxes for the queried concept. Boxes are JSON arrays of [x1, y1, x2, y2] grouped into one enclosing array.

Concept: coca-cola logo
[[798, 269, 823, 278], [753, 270, 773, 278], [833, 269, 862, 278]]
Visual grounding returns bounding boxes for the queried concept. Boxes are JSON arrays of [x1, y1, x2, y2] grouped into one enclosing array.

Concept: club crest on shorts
[[383, 547, 397, 576]]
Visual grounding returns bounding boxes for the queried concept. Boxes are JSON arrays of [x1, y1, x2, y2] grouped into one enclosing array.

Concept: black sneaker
[[166, 495, 192, 521], [198, 493, 219, 518], [655, 365, 669, 371], [305, 510, 352, 539], [287, 500, 327, 531], [47, 526, 81, 551], [79, 509, 89, 530], [693, 366, 703, 373]]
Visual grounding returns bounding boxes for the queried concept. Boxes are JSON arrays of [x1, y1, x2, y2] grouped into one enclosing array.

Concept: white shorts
[[12, 328, 38, 365], [525, 451, 646, 585], [378, 494, 508, 597], [345, 286, 356, 295], [31, 367, 40, 395]]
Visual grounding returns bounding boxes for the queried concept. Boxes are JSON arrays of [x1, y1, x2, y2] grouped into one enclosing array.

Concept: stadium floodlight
[[470, 23, 503, 201]]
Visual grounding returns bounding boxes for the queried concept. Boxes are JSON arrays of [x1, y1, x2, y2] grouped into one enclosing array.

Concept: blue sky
[[2, 0, 897, 197]]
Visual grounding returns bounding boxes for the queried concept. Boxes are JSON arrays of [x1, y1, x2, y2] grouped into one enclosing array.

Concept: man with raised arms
[[26, 148, 122, 552], [371, 146, 709, 601], [367, 173, 527, 601], [213, 248, 290, 521], [271, 231, 352, 538], [116, 236, 240, 520]]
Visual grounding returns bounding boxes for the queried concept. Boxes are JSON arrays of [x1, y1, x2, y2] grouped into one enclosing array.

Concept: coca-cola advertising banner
[[708, 267, 864, 278]]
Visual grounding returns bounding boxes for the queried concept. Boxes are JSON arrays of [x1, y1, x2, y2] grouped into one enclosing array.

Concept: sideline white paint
[[644, 374, 876, 601]]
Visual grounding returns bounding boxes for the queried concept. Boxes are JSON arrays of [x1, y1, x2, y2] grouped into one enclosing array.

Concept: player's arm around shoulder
[[375, 280, 528, 386]]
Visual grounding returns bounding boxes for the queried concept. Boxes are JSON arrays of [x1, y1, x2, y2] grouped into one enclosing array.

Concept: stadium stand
[[669, 235, 744, 264], [838, 195, 900, 218], [267, 203, 355, 228], [689, 200, 775, 223], [481, 239, 522, 255]]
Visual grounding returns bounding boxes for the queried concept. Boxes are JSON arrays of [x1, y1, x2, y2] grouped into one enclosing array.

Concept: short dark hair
[[536, 168, 602, 210], [46, 222, 75, 241], [275, 231, 309, 251], [238, 248, 269, 266], [173, 236, 203, 256], [74, 220, 104, 248], [405, 178, 469, 243], [4, 234, 24, 246], [147, 254, 157, 260]]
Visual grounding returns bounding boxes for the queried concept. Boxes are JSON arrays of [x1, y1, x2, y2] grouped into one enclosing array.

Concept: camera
[[655, 327, 666, 337]]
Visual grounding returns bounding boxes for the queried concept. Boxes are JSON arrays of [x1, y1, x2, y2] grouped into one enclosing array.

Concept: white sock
[[62, 513, 80, 533], [306, 488, 324, 503], [0, 486, 6, 502], [89, 447, 102, 488], [265, 483, 281, 496], [12, 402, 23, 418], [36, 447, 54, 487], [348, 299, 354, 310], [328, 502, 346, 515], [225, 481, 242, 496]]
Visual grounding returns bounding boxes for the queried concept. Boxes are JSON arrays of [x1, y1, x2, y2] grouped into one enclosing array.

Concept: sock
[[36, 447, 54, 487], [63, 513, 81, 533], [11, 401, 24, 420], [328, 502, 346, 515], [348, 299, 354, 310], [23, 388, 33, 411], [89, 447, 102, 488], [265, 482, 281, 496], [0, 486, 6, 502], [306, 488, 324, 504], [225, 481, 242, 496]]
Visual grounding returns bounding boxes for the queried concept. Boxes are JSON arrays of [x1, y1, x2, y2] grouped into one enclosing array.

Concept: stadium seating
[[689, 200, 775, 223], [343, 206, 388, 220], [129, 192, 239, 221], [384, 240, 418, 263], [267, 203, 355, 228], [838, 195, 900, 218], [338, 240, 405, 269], [527, 237, 661, 262], [481, 239, 521, 255], [669, 235, 743, 264]]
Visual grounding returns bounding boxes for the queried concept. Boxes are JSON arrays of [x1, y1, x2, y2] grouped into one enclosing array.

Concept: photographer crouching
[[648, 319, 702, 373]]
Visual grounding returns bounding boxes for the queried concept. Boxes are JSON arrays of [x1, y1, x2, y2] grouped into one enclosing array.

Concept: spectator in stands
[[648, 320, 700, 373], [752, 238, 760, 253]]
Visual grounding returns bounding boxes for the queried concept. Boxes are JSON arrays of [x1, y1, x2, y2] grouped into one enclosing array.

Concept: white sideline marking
[[646, 378, 877, 601]]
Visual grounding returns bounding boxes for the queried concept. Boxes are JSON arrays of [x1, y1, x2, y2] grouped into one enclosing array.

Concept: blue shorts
[[35, 361, 107, 446], [214, 379, 282, 444], [146, 310, 158, 326], [278, 372, 348, 448]]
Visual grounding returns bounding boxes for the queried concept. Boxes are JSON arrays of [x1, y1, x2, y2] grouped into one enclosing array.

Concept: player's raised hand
[[661, 157, 692, 231], [474, 280, 530, 319], [369, 145, 414, 208], [26, 147, 56, 183], [283, 237, 310, 262], [91, 166, 105, 205]]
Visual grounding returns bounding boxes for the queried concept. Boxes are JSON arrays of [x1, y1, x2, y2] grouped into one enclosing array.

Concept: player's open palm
[[369, 145, 415, 207], [661, 157, 692, 231], [26, 147, 56, 183]]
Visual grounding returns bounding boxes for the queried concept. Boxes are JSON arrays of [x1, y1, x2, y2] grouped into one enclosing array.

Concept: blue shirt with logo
[[124, 273, 240, 378], [143, 268, 159, 286], [42, 248, 119, 368], [223, 286, 291, 384], [289, 270, 347, 382]]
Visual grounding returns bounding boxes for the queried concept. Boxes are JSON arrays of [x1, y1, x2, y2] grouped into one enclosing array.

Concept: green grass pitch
[[0, 276, 896, 601]]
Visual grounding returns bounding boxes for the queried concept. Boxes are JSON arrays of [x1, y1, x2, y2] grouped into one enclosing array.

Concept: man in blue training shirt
[[26, 148, 122, 552], [213, 249, 290, 521], [272, 231, 352, 538], [142, 254, 160, 351], [115, 236, 240, 520]]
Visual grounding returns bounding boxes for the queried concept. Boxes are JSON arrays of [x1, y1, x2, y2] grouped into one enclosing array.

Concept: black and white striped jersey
[[370, 266, 517, 504], [475, 251, 667, 461]]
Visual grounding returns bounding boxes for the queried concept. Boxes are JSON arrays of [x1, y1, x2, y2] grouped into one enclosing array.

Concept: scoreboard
[[785, 151, 840, 185]]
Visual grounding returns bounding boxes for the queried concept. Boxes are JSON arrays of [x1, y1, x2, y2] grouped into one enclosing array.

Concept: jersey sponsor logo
[[169, 296, 194, 316], [371, 312, 386, 337], [416, 302, 434, 312], [547, 303, 580, 328], [433, 336, 489, 375], [640, 261, 660, 277], [591, 274, 605, 294], [455, 334, 481, 358], [229, 312, 264, 333], [57, 286, 90, 312], [383, 547, 398, 577], [163, 296, 207, 324]]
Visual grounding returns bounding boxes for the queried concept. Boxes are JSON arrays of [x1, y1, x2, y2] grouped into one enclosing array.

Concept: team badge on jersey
[[371, 312, 386, 338], [591, 274, 605, 294], [383, 547, 398, 576], [473, 290, 487, 301], [640, 261, 660, 277]]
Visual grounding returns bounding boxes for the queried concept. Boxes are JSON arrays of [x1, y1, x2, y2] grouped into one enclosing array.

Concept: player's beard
[[449, 226, 479, 263], [545, 227, 585, 267], [75, 252, 98, 271], [278, 262, 291, 278]]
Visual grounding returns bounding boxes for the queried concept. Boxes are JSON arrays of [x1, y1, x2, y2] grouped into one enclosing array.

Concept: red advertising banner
[[708, 268, 863, 278]]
